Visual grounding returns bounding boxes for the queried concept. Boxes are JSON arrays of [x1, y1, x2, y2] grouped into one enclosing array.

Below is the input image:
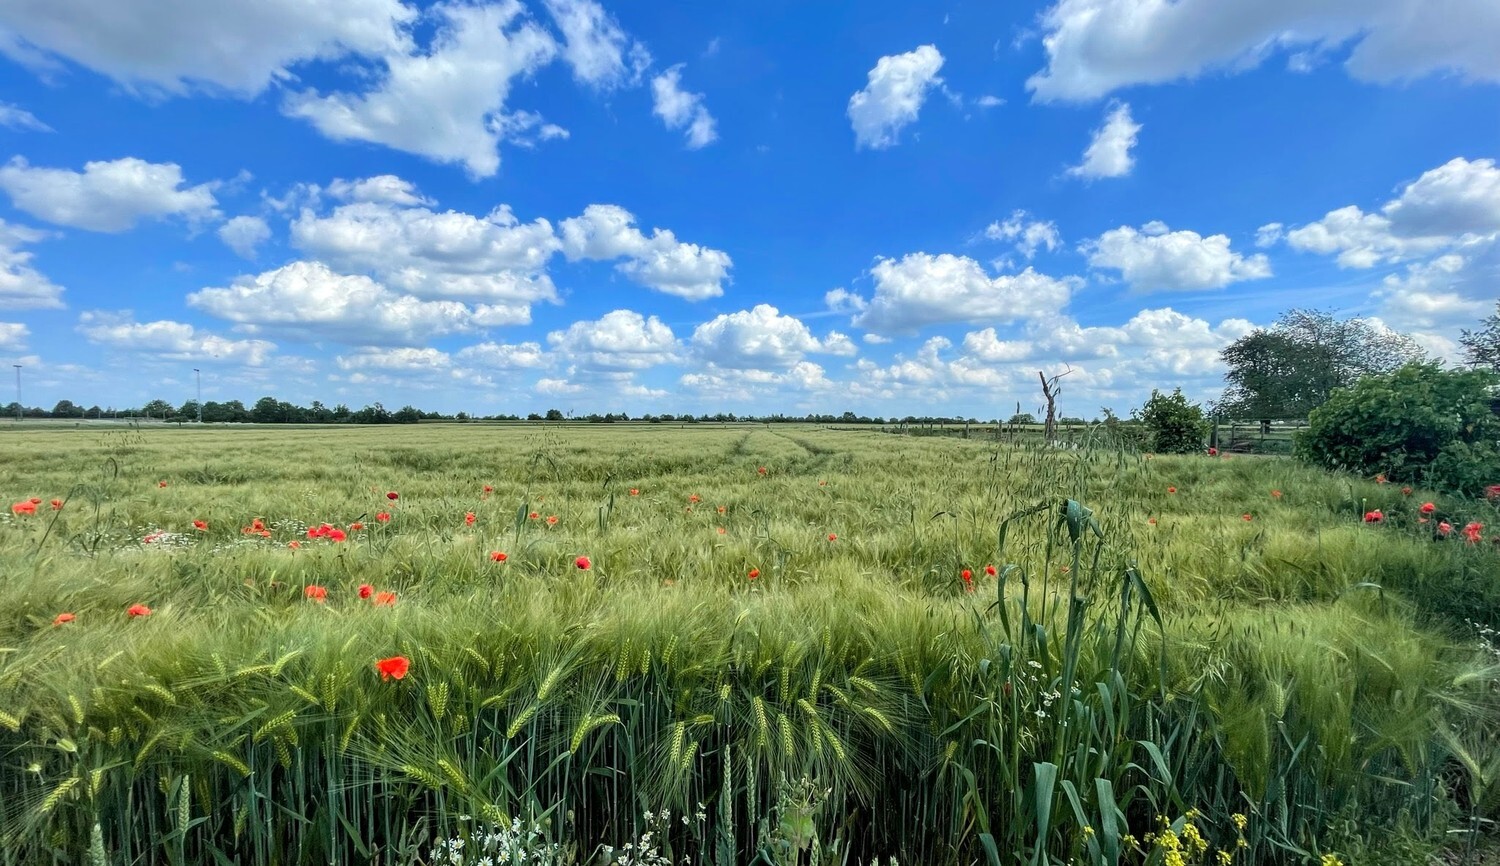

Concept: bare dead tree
[[1038, 367, 1072, 445]]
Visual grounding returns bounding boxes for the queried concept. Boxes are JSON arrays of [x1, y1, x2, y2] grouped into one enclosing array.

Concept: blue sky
[[0, 0, 1497, 418]]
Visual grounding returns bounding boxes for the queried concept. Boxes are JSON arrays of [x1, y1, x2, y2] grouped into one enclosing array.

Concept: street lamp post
[[11, 364, 19, 422], [193, 368, 202, 423]]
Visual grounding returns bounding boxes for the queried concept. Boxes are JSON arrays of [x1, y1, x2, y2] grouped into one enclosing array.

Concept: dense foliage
[[1136, 388, 1208, 453], [1295, 362, 1500, 495]]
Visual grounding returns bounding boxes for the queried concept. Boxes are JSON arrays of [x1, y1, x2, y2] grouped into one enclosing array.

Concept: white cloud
[[0, 321, 27, 351], [690, 304, 854, 370], [326, 174, 433, 207], [542, 0, 648, 89], [1283, 157, 1500, 267], [0, 220, 65, 310], [188, 260, 509, 346], [334, 346, 450, 372], [984, 210, 1062, 258], [0, 156, 219, 232], [218, 215, 271, 259], [547, 309, 679, 370], [651, 64, 717, 149], [679, 360, 835, 400], [851, 253, 1077, 334], [291, 198, 559, 307], [454, 340, 547, 368], [847, 44, 945, 149], [825, 287, 867, 313], [0, 102, 49, 131], [284, 1, 557, 178], [1084, 222, 1271, 290], [1027, 0, 1500, 103], [1066, 101, 1140, 179], [558, 204, 731, 299], [0, 0, 414, 96], [975, 95, 1004, 108], [77, 311, 275, 365], [1254, 222, 1284, 247]]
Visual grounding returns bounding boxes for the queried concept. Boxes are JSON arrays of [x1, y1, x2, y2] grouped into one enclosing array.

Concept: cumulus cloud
[[454, 340, 547, 368], [334, 346, 451, 372], [0, 321, 27, 351], [292, 198, 560, 307], [1026, 0, 1500, 103], [679, 360, 835, 401], [326, 174, 433, 207], [218, 215, 271, 259], [1084, 221, 1271, 290], [984, 210, 1062, 258], [543, 0, 648, 89], [284, 1, 558, 178], [850, 252, 1077, 334], [187, 260, 516, 346], [1281, 157, 1500, 267], [0, 156, 219, 232], [547, 309, 679, 373], [558, 204, 731, 299], [651, 64, 717, 148], [847, 44, 945, 149], [1066, 101, 1140, 179], [690, 304, 855, 370], [77, 311, 275, 365], [0, 0, 414, 96], [0, 219, 65, 309]]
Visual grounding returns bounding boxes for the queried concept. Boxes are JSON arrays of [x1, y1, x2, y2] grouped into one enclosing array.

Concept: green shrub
[[1295, 362, 1500, 495], [1136, 388, 1209, 453]]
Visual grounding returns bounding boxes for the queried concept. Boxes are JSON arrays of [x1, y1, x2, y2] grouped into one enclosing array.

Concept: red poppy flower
[[490, 551, 507, 562], [1147, 517, 1157, 525], [1438, 521, 1454, 537], [984, 564, 997, 576], [358, 583, 373, 599], [1420, 502, 1436, 514], [375, 656, 410, 681], [52, 612, 74, 627], [1271, 490, 1282, 499], [305, 527, 319, 539], [575, 555, 591, 570], [349, 522, 364, 531], [629, 488, 639, 496], [251, 518, 266, 531], [465, 512, 477, 526], [10, 501, 36, 515], [757, 466, 767, 475], [545, 515, 558, 526], [689, 494, 701, 504], [528, 511, 540, 520], [1166, 486, 1177, 494], [328, 528, 347, 542], [483, 484, 494, 493], [372, 591, 397, 607], [386, 491, 399, 501], [50, 499, 62, 510], [716, 527, 726, 534], [375, 512, 391, 523], [1363, 510, 1384, 523], [1207, 447, 1218, 456], [288, 541, 301, 550], [127, 603, 152, 618], [1465, 522, 1485, 544], [1242, 513, 1253, 521], [827, 533, 837, 542], [259, 530, 271, 538], [192, 520, 208, 531], [716, 505, 726, 514], [304, 585, 328, 603], [1487, 484, 1500, 501], [1375, 474, 1388, 484], [748, 567, 760, 579], [157, 481, 167, 488], [1401, 486, 1413, 496]]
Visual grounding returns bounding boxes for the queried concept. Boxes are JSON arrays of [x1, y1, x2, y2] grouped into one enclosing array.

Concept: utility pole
[[11, 364, 19, 422], [194, 368, 202, 423]]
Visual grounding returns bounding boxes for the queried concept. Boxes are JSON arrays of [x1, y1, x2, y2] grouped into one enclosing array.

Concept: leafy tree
[[544, 408, 564, 421], [1461, 300, 1500, 371], [140, 399, 175, 419], [1296, 362, 1500, 495], [51, 399, 84, 418], [251, 396, 284, 424], [392, 405, 422, 424], [1136, 388, 1208, 454], [1007, 412, 1038, 425], [1218, 309, 1426, 419]]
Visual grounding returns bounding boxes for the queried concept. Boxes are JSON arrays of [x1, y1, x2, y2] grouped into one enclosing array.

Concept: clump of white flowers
[[426, 817, 564, 866]]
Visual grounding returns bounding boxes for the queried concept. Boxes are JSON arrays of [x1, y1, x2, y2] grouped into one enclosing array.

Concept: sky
[[0, 0, 1497, 419]]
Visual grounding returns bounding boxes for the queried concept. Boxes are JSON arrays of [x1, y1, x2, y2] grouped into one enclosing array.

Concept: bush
[[1296, 362, 1500, 495], [1136, 388, 1209, 453]]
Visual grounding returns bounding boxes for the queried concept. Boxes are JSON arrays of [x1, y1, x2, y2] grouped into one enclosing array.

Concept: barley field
[[1, 423, 1497, 866]]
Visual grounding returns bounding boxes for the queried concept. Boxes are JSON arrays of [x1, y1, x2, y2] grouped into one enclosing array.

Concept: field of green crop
[[1, 423, 1497, 865]]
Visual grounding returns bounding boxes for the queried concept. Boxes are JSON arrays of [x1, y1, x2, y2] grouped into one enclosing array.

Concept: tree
[[141, 399, 175, 419], [251, 396, 284, 424], [51, 399, 84, 418], [544, 408, 564, 421], [1296, 362, 1500, 495], [1007, 412, 1037, 425], [1218, 309, 1426, 419], [1461, 301, 1500, 371], [1137, 388, 1208, 454]]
